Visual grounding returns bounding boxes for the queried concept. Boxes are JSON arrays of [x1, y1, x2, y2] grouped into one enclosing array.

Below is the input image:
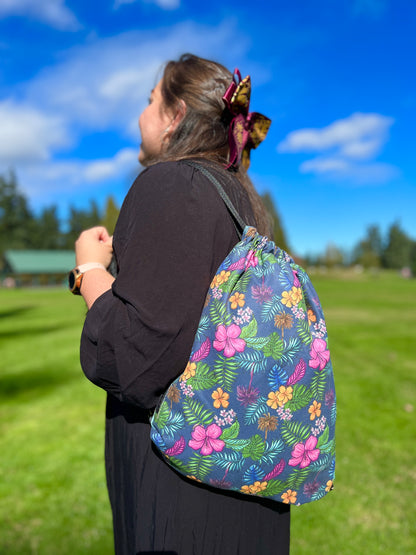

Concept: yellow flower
[[307, 309, 317, 324], [241, 481, 268, 495], [212, 387, 230, 408], [267, 391, 280, 410], [251, 481, 268, 493], [229, 292, 245, 309], [211, 270, 231, 288], [277, 385, 293, 406], [281, 489, 297, 504], [181, 362, 196, 382], [290, 286, 302, 305], [308, 400, 322, 420], [325, 480, 334, 492], [281, 290, 294, 308], [267, 387, 293, 409]]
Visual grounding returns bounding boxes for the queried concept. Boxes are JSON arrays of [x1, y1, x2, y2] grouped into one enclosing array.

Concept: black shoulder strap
[[185, 161, 247, 239]]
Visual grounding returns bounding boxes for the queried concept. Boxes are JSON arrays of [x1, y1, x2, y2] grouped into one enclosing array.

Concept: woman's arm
[[79, 163, 241, 408], [75, 226, 115, 309]]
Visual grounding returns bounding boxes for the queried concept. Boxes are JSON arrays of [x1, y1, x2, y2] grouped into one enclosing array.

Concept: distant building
[[1, 250, 75, 287]]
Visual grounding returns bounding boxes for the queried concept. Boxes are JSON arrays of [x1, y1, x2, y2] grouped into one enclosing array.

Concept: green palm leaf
[[182, 397, 214, 427], [213, 355, 239, 391], [296, 319, 312, 345], [209, 299, 232, 326], [187, 363, 217, 391], [153, 399, 170, 429], [285, 384, 312, 412], [241, 434, 266, 461], [285, 467, 311, 489], [280, 420, 310, 446], [186, 454, 215, 480], [310, 369, 327, 400]]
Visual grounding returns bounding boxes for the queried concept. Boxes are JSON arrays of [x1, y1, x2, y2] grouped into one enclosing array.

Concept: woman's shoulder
[[128, 160, 226, 205]]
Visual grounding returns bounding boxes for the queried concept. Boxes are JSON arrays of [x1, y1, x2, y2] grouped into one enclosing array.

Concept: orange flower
[[181, 362, 196, 382], [267, 386, 293, 409], [229, 292, 245, 309], [212, 387, 230, 408], [325, 480, 334, 492], [307, 309, 317, 324], [308, 400, 322, 420], [290, 286, 302, 305], [281, 489, 297, 504], [211, 270, 231, 288], [277, 385, 293, 406], [267, 391, 280, 410], [241, 481, 268, 495], [281, 290, 294, 308]]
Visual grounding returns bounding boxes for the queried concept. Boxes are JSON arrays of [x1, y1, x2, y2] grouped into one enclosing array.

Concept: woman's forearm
[[80, 268, 115, 310]]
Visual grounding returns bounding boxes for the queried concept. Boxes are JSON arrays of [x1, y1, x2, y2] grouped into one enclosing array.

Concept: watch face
[[68, 270, 76, 290]]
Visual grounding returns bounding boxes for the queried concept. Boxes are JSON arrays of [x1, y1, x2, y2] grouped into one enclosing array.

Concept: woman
[[75, 54, 290, 554]]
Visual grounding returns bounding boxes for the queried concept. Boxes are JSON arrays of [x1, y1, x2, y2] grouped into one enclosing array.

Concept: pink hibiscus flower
[[288, 435, 320, 469], [309, 338, 330, 370], [188, 424, 225, 455], [213, 324, 246, 357]]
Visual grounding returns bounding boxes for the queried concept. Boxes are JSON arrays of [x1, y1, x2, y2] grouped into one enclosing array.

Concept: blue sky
[[0, 0, 414, 257]]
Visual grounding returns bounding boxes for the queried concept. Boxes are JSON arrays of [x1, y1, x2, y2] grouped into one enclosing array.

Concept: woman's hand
[[75, 226, 114, 268]]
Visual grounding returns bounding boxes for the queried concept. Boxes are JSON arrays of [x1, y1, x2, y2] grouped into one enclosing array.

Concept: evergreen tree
[[101, 196, 120, 235], [323, 243, 344, 268], [382, 222, 412, 269], [352, 224, 383, 268], [64, 201, 101, 249], [32, 206, 62, 249], [0, 171, 35, 254]]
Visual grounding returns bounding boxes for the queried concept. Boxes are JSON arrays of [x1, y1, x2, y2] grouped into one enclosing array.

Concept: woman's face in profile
[[138, 79, 173, 165]]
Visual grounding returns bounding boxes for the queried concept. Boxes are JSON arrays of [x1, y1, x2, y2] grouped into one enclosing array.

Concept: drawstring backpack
[[150, 162, 336, 506]]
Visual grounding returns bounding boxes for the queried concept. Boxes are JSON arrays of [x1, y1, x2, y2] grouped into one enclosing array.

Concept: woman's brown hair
[[159, 53, 272, 236]]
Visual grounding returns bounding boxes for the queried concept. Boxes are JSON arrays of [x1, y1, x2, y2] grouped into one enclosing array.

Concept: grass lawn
[[0, 272, 415, 554]]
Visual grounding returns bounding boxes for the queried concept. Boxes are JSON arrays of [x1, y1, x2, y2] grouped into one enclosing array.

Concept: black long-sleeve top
[[80, 160, 255, 409]]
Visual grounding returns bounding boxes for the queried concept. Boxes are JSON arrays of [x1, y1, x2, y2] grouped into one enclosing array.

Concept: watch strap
[[77, 262, 106, 273]]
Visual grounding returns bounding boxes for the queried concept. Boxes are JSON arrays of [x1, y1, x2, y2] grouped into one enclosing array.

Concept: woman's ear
[[168, 99, 186, 136]]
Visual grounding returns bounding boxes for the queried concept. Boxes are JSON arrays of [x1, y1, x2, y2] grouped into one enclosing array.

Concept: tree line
[[1, 171, 415, 275], [0, 172, 119, 257], [304, 223, 416, 274]]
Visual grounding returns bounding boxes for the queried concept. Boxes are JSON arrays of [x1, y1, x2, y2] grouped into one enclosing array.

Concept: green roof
[[4, 250, 75, 274]]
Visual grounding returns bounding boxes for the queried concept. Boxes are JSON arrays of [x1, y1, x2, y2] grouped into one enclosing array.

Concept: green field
[[0, 273, 415, 554]]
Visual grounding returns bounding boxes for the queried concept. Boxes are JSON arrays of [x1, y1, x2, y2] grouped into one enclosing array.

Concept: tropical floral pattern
[[151, 226, 336, 506]]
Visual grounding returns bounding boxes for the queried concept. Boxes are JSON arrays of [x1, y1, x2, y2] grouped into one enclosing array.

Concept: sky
[[0, 0, 415, 257]]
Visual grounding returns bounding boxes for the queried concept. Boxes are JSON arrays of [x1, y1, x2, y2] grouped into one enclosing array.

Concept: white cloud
[[12, 148, 140, 204], [0, 101, 69, 164], [0, 0, 80, 30], [278, 113, 393, 156], [278, 112, 397, 184], [84, 148, 139, 182], [2, 20, 249, 205], [25, 22, 241, 135]]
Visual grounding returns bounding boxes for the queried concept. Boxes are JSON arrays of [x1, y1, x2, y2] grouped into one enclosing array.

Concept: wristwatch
[[68, 262, 106, 295]]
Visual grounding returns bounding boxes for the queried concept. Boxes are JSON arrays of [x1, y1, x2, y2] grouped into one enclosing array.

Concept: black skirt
[[105, 395, 290, 555]]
